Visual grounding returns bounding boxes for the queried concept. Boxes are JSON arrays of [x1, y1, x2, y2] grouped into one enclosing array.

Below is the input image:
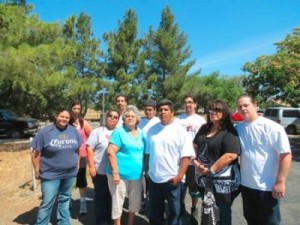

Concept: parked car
[[231, 112, 244, 122], [0, 109, 39, 139], [264, 107, 300, 134]]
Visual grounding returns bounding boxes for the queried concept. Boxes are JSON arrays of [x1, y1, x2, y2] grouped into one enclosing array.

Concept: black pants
[[241, 186, 281, 225], [92, 174, 112, 225]]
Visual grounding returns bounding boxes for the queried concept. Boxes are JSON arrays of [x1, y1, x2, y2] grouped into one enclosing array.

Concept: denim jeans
[[241, 185, 281, 225], [35, 177, 76, 225], [148, 178, 183, 225], [92, 174, 112, 225]]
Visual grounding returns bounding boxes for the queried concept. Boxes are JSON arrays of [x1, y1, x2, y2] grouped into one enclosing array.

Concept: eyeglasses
[[108, 114, 119, 120], [184, 101, 194, 104], [209, 107, 223, 113], [125, 114, 136, 119]]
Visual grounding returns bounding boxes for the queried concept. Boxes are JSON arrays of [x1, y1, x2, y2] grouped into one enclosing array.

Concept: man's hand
[[272, 181, 286, 198], [169, 175, 182, 186]]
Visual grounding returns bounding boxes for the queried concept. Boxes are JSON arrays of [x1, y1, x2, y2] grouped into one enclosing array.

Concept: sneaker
[[79, 200, 87, 214]]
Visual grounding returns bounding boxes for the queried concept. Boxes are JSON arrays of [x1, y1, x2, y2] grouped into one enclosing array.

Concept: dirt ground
[[0, 149, 97, 225], [0, 149, 41, 225]]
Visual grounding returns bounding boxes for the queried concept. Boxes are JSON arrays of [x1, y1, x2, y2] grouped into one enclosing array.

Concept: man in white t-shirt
[[177, 95, 206, 222], [138, 99, 160, 213], [145, 99, 195, 225], [235, 95, 292, 225], [139, 99, 160, 136], [115, 95, 128, 127]]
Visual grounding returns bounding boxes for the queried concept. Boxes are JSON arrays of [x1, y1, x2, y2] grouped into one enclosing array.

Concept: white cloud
[[193, 30, 290, 75]]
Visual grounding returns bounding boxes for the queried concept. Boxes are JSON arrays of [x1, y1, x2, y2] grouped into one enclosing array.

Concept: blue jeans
[[35, 177, 76, 225], [149, 178, 183, 225], [92, 174, 112, 225], [241, 185, 281, 225]]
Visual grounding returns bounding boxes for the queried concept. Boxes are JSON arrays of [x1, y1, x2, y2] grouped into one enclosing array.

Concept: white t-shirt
[[177, 113, 206, 165], [86, 126, 114, 175], [116, 116, 124, 127], [138, 116, 160, 136], [177, 113, 206, 140], [235, 117, 291, 191], [146, 120, 195, 183]]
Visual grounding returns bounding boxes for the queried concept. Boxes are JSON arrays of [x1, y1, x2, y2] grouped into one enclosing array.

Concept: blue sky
[[27, 0, 300, 76]]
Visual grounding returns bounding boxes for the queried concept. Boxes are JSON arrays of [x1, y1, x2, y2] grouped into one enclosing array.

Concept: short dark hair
[[143, 99, 157, 109], [116, 94, 128, 103], [157, 99, 174, 112], [236, 94, 256, 104], [183, 94, 197, 103]]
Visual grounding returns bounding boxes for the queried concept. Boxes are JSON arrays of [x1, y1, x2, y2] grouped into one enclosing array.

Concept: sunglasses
[[209, 107, 223, 113], [108, 114, 119, 120]]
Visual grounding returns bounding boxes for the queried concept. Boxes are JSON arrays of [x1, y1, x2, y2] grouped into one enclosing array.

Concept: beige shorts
[[107, 174, 143, 219]]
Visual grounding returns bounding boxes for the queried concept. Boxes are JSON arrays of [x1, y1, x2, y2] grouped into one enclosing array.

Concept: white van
[[264, 107, 300, 134]]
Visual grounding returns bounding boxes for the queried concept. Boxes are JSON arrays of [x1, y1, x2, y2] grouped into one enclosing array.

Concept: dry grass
[[0, 150, 41, 224]]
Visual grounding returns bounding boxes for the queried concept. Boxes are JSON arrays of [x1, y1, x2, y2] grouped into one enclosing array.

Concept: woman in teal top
[[107, 105, 146, 225]]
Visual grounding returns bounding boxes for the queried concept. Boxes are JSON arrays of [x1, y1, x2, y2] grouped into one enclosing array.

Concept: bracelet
[[209, 167, 216, 175]]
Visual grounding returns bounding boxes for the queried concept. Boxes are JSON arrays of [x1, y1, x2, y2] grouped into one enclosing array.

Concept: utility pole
[[100, 88, 108, 125]]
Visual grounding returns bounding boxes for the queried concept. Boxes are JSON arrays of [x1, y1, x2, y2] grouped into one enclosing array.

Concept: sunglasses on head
[[209, 107, 223, 113], [108, 114, 119, 120]]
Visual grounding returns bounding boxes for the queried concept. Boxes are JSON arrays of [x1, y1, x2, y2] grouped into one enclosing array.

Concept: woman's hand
[[193, 159, 209, 175], [112, 172, 120, 185], [35, 171, 41, 180]]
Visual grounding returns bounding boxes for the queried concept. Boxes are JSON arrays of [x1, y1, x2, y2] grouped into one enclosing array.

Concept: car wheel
[[9, 130, 22, 139], [286, 125, 297, 135]]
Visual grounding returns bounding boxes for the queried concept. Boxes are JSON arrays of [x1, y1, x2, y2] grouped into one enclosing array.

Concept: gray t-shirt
[[86, 126, 114, 175], [31, 124, 82, 180]]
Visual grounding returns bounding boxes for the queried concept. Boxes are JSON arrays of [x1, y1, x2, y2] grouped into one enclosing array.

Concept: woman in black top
[[193, 99, 241, 225]]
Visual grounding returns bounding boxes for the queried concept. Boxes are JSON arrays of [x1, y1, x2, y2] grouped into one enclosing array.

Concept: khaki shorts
[[107, 174, 143, 219]]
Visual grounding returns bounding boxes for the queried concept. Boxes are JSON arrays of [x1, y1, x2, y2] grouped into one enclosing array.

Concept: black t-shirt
[[193, 124, 240, 166]]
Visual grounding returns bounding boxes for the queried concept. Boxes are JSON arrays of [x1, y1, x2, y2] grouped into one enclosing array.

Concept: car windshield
[[2, 110, 19, 119]]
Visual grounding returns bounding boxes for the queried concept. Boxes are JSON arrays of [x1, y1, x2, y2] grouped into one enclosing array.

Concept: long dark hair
[[69, 99, 84, 128], [206, 99, 234, 132]]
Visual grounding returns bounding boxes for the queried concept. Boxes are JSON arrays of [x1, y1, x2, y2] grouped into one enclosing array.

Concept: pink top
[[77, 125, 88, 157]]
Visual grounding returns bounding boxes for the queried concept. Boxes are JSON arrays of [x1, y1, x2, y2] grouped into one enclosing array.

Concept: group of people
[[31, 94, 292, 225]]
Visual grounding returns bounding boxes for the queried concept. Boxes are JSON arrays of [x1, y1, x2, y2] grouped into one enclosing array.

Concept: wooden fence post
[[29, 137, 37, 191]]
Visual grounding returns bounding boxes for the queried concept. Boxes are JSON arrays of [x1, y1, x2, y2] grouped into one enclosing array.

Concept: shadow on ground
[[13, 207, 39, 225]]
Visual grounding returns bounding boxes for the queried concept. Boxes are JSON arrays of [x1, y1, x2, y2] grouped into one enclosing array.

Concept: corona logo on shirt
[[50, 134, 78, 149]]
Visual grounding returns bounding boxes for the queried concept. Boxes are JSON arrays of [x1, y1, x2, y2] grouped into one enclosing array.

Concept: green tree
[[180, 72, 243, 111], [242, 28, 300, 107], [103, 9, 155, 106], [146, 6, 197, 103], [62, 13, 104, 115], [0, 4, 102, 119]]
